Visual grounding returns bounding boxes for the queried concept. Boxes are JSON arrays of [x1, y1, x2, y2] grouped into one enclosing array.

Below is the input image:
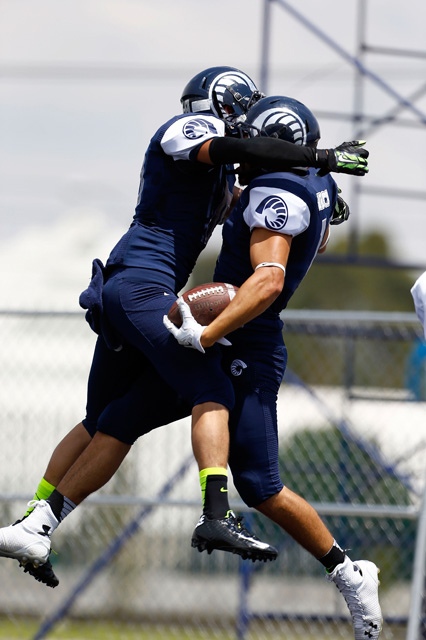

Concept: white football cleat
[[326, 556, 382, 640], [0, 500, 58, 567]]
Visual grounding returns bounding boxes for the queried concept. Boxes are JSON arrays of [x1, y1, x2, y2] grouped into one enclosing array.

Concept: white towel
[[411, 271, 426, 339]]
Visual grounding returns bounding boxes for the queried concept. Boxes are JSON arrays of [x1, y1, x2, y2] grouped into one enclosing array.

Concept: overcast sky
[[1, 0, 426, 309]]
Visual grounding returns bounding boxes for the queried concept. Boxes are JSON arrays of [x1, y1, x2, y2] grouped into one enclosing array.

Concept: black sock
[[318, 540, 346, 572], [204, 475, 230, 519], [47, 489, 76, 523]]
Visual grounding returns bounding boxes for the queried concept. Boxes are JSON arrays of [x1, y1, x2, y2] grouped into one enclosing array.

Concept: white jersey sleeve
[[411, 271, 426, 339], [243, 183, 310, 236], [160, 115, 226, 161]]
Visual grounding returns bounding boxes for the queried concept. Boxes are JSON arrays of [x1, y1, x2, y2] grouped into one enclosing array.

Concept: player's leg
[[226, 334, 336, 556], [256, 489, 382, 640], [55, 432, 130, 505], [105, 277, 235, 520], [0, 335, 142, 584], [26, 335, 145, 508], [36, 422, 92, 493], [51, 359, 192, 506], [191, 401, 230, 519], [12, 423, 92, 588], [4, 371, 184, 569], [0, 276, 275, 571], [104, 276, 277, 561], [32, 334, 147, 506], [257, 488, 335, 556], [226, 337, 382, 640], [0, 379, 159, 582], [190, 400, 277, 562], [12, 431, 131, 583]]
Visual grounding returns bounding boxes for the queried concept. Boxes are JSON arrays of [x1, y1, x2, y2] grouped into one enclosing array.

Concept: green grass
[[0, 618, 237, 640], [0, 617, 407, 640]]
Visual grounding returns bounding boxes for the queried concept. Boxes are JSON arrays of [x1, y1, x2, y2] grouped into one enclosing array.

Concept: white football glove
[[163, 297, 231, 353]]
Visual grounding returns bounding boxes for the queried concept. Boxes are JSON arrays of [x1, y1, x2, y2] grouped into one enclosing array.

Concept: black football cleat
[[191, 511, 278, 562], [22, 557, 59, 588]]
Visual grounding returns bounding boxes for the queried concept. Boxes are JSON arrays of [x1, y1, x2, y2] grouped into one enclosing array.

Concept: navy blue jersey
[[214, 168, 338, 329], [106, 114, 233, 293]]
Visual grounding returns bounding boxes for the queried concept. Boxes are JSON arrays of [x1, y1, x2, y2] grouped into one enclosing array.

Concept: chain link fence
[[0, 310, 425, 640]]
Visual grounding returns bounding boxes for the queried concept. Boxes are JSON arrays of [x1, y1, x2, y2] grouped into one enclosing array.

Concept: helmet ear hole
[[263, 123, 287, 139]]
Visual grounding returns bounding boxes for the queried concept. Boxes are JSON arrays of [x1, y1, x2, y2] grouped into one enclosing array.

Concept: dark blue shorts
[[83, 270, 234, 444], [221, 325, 287, 507], [83, 335, 192, 444], [83, 270, 286, 507]]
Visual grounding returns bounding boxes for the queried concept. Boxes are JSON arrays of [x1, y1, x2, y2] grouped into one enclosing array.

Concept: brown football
[[167, 282, 239, 328]]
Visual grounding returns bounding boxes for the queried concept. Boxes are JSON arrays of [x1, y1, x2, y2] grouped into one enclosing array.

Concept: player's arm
[[317, 190, 351, 254], [197, 137, 369, 176], [199, 229, 291, 348], [318, 225, 330, 254]]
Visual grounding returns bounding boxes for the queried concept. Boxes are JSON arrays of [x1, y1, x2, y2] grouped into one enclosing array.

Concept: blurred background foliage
[[191, 230, 423, 390], [191, 231, 417, 312]]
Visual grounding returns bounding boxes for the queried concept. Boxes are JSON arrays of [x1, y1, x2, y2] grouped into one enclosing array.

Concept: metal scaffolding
[[259, 0, 426, 270]]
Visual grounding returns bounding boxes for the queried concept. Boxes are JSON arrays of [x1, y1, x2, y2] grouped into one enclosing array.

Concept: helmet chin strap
[[225, 85, 247, 113]]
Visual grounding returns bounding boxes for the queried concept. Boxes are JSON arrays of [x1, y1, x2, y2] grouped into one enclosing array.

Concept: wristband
[[255, 262, 286, 275]]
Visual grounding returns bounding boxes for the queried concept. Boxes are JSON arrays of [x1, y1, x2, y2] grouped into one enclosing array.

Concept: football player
[[0, 68, 369, 588], [165, 96, 382, 640]]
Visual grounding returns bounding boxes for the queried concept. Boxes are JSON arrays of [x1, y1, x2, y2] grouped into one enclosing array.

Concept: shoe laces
[[333, 567, 366, 626], [227, 512, 260, 540], [27, 499, 47, 510], [13, 500, 45, 525]]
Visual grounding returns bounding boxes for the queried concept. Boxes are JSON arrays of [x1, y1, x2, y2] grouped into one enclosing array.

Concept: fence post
[[406, 469, 426, 640], [236, 513, 255, 639]]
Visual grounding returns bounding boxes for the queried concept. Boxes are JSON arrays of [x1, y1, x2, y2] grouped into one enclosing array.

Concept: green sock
[[25, 478, 56, 517], [200, 467, 229, 519]]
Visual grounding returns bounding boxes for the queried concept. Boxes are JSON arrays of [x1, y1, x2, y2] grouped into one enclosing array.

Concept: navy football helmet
[[245, 95, 321, 147], [181, 66, 262, 120]]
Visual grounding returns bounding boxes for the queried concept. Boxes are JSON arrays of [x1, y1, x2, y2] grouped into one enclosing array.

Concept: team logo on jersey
[[255, 196, 288, 231], [230, 359, 248, 376], [182, 118, 218, 140], [316, 189, 330, 211]]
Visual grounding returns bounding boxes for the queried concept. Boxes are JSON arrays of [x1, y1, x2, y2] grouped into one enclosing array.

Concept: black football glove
[[316, 140, 369, 177], [330, 192, 351, 225]]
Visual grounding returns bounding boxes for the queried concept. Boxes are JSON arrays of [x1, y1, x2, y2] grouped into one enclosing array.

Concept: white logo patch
[[182, 118, 218, 140], [230, 359, 248, 376], [316, 189, 330, 211]]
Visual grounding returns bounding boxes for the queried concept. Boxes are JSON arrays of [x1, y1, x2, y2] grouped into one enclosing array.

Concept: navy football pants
[[223, 326, 286, 506], [83, 270, 234, 441], [83, 271, 286, 507]]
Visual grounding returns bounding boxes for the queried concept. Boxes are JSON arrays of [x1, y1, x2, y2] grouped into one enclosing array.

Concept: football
[[167, 282, 239, 328]]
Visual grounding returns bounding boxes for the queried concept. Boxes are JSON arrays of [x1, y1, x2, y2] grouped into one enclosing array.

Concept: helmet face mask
[[245, 96, 321, 147], [181, 66, 263, 120]]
